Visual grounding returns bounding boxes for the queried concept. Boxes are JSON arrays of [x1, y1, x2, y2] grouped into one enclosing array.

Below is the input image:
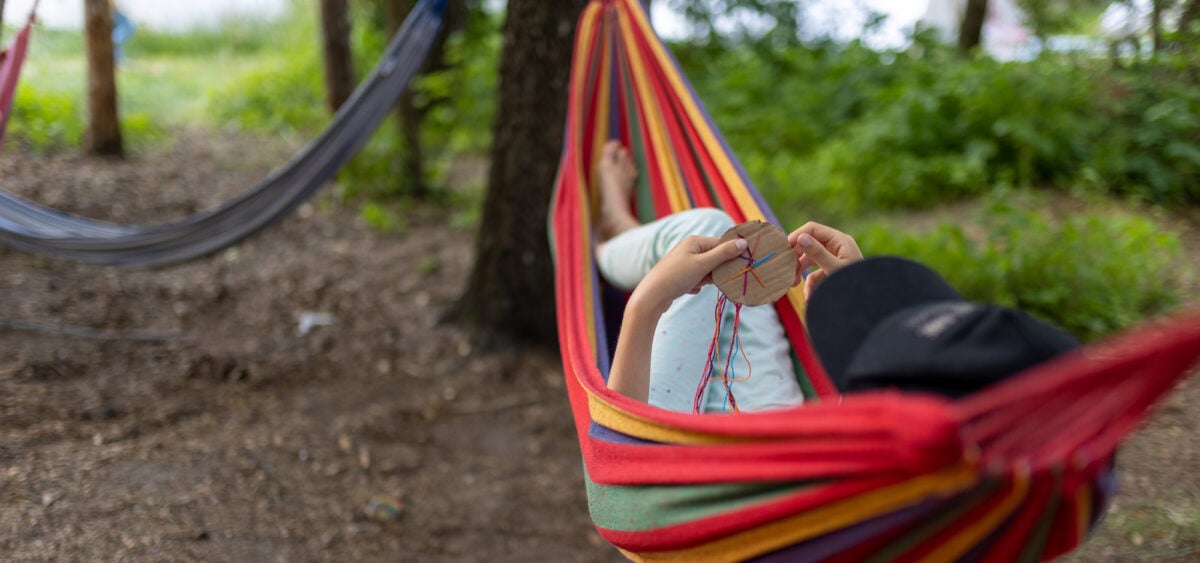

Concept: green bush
[[683, 36, 1200, 217], [339, 4, 500, 200], [210, 51, 326, 135], [855, 194, 1186, 341], [8, 85, 85, 150], [1083, 57, 1200, 205], [208, 0, 324, 135]]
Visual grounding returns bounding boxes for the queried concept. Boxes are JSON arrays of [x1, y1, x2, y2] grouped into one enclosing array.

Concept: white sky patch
[[651, 0, 929, 49], [4, 0, 289, 31]]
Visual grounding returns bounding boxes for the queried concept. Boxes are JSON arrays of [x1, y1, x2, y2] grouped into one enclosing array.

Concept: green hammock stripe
[[791, 346, 819, 401], [584, 466, 820, 532], [615, 49, 657, 225], [1019, 478, 1063, 563]]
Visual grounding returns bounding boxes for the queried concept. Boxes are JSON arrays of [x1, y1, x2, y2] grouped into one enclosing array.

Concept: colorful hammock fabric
[[550, 1, 1200, 560], [0, 0, 444, 266]]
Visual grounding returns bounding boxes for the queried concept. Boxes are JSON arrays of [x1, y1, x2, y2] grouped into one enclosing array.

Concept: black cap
[[806, 257, 1080, 399]]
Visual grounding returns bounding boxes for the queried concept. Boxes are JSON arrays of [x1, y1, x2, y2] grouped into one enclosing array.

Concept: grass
[[21, 54, 269, 129]]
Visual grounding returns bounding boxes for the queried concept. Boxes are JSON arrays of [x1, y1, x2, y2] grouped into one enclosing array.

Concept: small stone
[[337, 435, 352, 453], [358, 446, 371, 470], [41, 491, 63, 507]]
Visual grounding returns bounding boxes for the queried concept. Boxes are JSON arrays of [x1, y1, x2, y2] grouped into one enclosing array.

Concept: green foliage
[[855, 194, 1186, 341], [681, 34, 1200, 220], [1015, 0, 1112, 37], [210, 1, 499, 203], [418, 9, 501, 158], [8, 85, 85, 150], [210, 51, 326, 134], [1082, 57, 1200, 205], [675, 41, 906, 158], [208, 1, 326, 135], [360, 201, 407, 233]]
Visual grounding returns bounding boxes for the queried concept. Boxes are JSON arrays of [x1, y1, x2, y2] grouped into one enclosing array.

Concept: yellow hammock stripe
[[586, 387, 748, 445], [620, 3, 764, 220]]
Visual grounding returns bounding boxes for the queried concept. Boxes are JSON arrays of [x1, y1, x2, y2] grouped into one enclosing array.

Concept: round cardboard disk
[[712, 221, 794, 306]]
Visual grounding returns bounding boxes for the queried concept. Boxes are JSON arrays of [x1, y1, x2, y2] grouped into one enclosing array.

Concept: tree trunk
[[320, 0, 356, 113], [958, 0, 988, 53], [384, 0, 426, 196], [1151, 0, 1165, 54], [383, 0, 465, 197], [84, 0, 122, 156], [1183, 0, 1200, 41], [450, 0, 588, 350]]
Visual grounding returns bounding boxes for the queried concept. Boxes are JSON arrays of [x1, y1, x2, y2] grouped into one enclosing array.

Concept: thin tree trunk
[[320, 0, 356, 113], [84, 0, 122, 156], [1151, 0, 1165, 53], [958, 0, 988, 53], [384, 0, 464, 198], [449, 0, 588, 350], [384, 0, 426, 196]]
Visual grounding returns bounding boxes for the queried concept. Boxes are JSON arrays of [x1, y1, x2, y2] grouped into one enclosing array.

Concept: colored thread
[[693, 295, 752, 414], [694, 230, 772, 413]]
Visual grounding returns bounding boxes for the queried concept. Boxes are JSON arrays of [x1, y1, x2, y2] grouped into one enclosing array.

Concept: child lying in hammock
[[595, 141, 1081, 411]]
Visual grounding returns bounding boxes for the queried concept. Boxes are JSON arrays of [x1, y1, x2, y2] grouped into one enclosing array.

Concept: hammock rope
[[0, 0, 446, 266], [551, 1, 1200, 560]]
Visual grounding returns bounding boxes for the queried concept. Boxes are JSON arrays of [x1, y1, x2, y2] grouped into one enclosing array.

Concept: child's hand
[[630, 236, 748, 315], [788, 222, 863, 300]]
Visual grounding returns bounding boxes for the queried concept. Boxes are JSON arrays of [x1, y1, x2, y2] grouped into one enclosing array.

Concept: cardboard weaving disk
[[712, 221, 793, 306]]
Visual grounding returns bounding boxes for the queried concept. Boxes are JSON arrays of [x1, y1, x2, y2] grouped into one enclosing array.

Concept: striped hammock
[[550, 1, 1200, 560]]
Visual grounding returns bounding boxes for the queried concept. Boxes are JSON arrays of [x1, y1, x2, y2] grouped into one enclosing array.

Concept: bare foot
[[597, 140, 640, 242]]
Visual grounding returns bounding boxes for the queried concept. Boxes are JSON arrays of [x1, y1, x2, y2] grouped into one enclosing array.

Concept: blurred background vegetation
[[6, 0, 1198, 343]]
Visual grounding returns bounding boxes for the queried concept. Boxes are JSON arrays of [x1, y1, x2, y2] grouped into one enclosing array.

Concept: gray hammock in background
[[0, 0, 446, 267]]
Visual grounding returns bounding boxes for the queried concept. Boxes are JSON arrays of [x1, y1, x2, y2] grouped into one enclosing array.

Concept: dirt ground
[[0, 131, 1197, 562]]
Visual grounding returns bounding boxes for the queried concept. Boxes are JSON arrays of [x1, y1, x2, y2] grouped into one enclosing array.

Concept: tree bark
[[320, 0, 356, 113], [958, 0, 988, 53], [450, 0, 588, 350], [84, 0, 122, 156]]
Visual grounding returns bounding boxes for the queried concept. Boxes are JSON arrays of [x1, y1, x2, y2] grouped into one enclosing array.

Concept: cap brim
[[806, 257, 962, 390]]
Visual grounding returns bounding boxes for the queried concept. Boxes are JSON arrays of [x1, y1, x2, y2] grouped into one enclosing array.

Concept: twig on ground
[[0, 320, 188, 342]]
